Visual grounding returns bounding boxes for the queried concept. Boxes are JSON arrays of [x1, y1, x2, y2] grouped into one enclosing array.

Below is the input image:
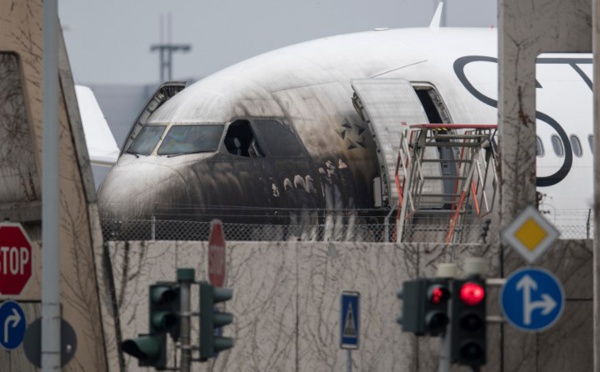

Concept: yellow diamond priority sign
[[502, 205, 560, 264]]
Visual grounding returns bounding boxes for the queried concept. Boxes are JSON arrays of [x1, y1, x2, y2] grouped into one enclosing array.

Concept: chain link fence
[[100, 207, 594, 243], [97, 214, 568, 244]]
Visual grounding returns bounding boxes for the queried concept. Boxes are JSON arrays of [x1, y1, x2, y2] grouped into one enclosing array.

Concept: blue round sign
[[500, 267, 564, 332], [0, 300, 26, 350]]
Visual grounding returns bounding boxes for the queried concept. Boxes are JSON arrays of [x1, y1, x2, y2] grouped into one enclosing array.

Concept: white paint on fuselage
[[126, 27, 593, 236]]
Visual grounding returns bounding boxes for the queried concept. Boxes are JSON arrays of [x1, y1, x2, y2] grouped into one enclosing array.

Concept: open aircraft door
[[351, 78, 438, 208]]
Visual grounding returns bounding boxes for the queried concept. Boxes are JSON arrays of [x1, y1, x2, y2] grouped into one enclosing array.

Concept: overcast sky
[[58, 1, 496, 85]]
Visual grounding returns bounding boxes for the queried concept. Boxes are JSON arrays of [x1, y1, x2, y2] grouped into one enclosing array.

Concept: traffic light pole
[[178, 269, 195, 372], [438, 263, 456, 372], [122, 269, 236, 370], [438, 323, 451, 372]]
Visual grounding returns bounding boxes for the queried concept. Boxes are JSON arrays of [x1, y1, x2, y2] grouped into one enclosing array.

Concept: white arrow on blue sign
[[500, 267, 564, 332], [0, 300, 26, 350], [340, 291, 360, 349]]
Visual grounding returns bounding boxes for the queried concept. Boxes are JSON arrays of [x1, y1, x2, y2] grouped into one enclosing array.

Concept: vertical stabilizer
[[429, 2, 444, 30], [76, 85, 119, 166]]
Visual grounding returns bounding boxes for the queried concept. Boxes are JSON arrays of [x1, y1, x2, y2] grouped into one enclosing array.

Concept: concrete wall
[[105, 239, 591, 371], [0, 0, 110, 369]]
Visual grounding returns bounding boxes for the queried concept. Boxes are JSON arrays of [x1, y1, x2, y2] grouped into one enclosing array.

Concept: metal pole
[[593, 0, 600, 367], [41, 0, 61, 370], [167, 48, 173, 80], [346, 349, 352, 372], [384, 207, 395, 243], [151, 215, 156, 241], [178, 268, 194, 372], [438, 333, 451, 372], [160, 48, 166, 82], [437, 263, 456, 372]]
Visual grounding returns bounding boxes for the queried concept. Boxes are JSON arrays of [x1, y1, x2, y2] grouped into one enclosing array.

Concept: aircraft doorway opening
[[224, 120, 264, 158], [413, 84, 456, 209], [413, 85, 452, 124]]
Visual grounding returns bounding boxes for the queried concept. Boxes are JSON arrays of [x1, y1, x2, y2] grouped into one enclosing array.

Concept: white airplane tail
[[75, 85, 119, 166]]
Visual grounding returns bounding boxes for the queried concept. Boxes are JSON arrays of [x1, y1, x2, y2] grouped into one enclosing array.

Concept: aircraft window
[[253, 119, 304, 157], [589, 135, 594, 154], [535, 136, 544, 157], [224, 120, 263, 158], [126, 125, 166, 155], [157, 125, 224, 156], [570, 135, 583, 157], [551, 135, 564, 157]]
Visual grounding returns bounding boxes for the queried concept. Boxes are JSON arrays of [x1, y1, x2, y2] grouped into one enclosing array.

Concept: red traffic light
[[428, 284, 450, 304], [459, 282, 485, 306]]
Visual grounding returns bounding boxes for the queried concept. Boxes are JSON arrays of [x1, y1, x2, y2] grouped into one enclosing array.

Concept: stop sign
[[208, 219, 226, 288], [0, 223, 33, 296]]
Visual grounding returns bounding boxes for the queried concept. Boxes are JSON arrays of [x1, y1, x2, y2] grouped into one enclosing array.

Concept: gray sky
[[59, 1, 496, 85]]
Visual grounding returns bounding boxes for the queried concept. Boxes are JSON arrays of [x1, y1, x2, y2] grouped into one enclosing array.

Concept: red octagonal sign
[[208, 219, 226, 288], [0, 222, 32, 296]]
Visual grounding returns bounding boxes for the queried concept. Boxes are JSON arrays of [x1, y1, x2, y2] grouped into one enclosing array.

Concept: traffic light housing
[[397, 279, 425, 335], [121, 283, 179, 369], [199, 281, 234, 361], [397, 278, 450, 336], [451, 277, 486, 366], [121, 334, 167, 369], [149, 284, 180, 340]]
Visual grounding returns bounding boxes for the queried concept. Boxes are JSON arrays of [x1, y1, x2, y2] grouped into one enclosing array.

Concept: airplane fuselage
[[98, 27, 592, 239]]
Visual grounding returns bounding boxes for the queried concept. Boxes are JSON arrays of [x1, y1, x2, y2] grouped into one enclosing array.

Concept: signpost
[[0, 301, 26, 350], [208, 220, 226, 288], [0, 222, 33, 296], [340, 291, 360, 372], [500, 267, 564, 332], [500, 205, 564, 332]]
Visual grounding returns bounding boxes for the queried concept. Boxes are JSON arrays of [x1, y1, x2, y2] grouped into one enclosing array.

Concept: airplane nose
[[98, 162, 191, 227]]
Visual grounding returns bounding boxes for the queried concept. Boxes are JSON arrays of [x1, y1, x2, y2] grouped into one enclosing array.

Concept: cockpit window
[[253, 120, 304, 157], [224, 120, 264, 158], [157, 125, 224, 156], [126, 125, 166, 155]]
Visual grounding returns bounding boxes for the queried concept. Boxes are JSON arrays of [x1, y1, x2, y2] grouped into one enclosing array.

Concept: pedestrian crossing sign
[[340, 291, 360, 349]]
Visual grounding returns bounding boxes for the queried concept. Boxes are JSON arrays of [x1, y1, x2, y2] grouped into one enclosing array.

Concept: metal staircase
[[395, 124, 498, 243]]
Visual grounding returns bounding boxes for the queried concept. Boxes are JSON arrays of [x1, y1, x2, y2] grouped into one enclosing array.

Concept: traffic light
[[149, 284, 180, 340], [199, 281, 234, 361], [397, 278, 450, 336], [451, 276, 486, 366], [424, 279, 451, 336], [121, 333, 167, 369], [397, 279, 424, 335], [121, 283, 179, 369]]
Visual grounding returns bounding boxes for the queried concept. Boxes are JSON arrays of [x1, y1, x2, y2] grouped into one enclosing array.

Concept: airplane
[[97, 5, 593, 242]]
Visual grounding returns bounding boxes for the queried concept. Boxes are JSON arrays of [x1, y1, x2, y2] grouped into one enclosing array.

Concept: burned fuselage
[[98, 28, 503, 240], [97, 35, 391, 233]]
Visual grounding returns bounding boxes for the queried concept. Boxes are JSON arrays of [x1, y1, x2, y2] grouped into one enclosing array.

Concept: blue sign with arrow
[[0, 300, 26, 350], [500, 267, 564, 332]]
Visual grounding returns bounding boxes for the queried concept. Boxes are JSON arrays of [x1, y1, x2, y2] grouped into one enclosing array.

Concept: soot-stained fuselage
[[100, 28, 546, 237]]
